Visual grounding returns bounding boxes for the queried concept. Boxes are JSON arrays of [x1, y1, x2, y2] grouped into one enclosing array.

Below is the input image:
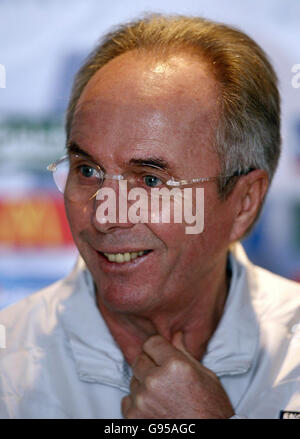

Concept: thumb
[[172, 332, 201, 365], [171, 331, 190, 355]]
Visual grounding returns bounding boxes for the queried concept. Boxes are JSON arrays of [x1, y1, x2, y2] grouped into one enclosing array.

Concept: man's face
[[66, 51, 236, 316]]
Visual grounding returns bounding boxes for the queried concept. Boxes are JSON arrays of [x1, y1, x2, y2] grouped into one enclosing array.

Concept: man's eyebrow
[[66, 142, 97, 162], [128, 157, 171, 171], [66, 143, 172, 171]]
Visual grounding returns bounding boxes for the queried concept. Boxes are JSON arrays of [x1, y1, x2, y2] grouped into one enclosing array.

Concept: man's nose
[[91, 179, 134, 233]]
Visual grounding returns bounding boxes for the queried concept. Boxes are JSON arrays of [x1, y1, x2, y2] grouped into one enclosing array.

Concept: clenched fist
[[122, 333, 234, 419]]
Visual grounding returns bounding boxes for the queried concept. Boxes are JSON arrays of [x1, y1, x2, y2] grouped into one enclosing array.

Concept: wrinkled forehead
[[69, 52, 220, 174]]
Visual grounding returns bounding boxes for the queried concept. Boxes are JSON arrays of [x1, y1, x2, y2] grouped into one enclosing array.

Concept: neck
[[96, 254, 231, 365]]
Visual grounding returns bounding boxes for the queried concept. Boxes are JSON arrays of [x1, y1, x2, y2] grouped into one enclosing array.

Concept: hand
[[122, 333, 234, 419]]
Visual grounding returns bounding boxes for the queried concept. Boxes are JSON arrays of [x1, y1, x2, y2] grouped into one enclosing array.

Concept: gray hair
[[66, 14, 281, 199]]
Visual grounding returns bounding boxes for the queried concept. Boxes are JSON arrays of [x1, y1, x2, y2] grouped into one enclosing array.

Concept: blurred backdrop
[[0, 0, 299, 310]]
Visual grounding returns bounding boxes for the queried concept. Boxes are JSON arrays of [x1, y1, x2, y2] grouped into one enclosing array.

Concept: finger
[[171, 331, 193, 357], [130, 376, 140, 394], [171, 331, 203, 365], [172, 332, 219, 381], [143, 334, 183, 366], [132, 352, 157, 382], [121, 394, 132, 418]]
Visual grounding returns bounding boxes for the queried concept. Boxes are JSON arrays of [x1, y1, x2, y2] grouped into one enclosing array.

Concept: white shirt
[[0, 243, 300, 419]]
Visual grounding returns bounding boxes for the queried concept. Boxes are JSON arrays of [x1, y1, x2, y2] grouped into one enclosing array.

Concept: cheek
[[64, 198, 90, 243], [147, 221, 186, 252], [200, 197, 235, 257], [148, 221, 206, 276]]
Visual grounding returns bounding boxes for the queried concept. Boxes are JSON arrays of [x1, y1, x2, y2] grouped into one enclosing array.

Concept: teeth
[[103, 251, 145, 263]]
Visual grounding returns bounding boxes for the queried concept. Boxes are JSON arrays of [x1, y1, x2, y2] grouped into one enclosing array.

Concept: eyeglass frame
[[47, 153, 251, 192]]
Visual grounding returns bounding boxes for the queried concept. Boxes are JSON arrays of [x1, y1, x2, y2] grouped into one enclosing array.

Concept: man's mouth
[[101, 250, 152, 263]]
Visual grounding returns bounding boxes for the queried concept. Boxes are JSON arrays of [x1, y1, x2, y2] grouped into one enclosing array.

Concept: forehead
[[70, 51, 220, 174]]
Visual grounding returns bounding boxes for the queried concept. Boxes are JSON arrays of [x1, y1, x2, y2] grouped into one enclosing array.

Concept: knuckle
[[143, 334, 160, 350], [166, 357, 193, 375], [144, 334, 168, 353], [135, 391, 147, 411], [144, 374, 158, 392]]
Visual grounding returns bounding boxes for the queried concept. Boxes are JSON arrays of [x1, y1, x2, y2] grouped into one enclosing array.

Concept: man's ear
[[228, 169, 269, 243]]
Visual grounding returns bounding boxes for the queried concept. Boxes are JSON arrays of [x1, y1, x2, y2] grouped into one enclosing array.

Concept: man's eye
[[79, 165, 99, 179], [143, 175, 163, 188]]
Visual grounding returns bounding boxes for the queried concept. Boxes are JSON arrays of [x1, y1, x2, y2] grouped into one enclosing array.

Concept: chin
[[95, 281, 158, 315], [79, 244, 163, 314]]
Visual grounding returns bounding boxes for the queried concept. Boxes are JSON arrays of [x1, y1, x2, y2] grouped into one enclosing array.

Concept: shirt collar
[[60, 242, 259, 389], [202, 243, 259, 376], [59, 257, 131, 391]]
